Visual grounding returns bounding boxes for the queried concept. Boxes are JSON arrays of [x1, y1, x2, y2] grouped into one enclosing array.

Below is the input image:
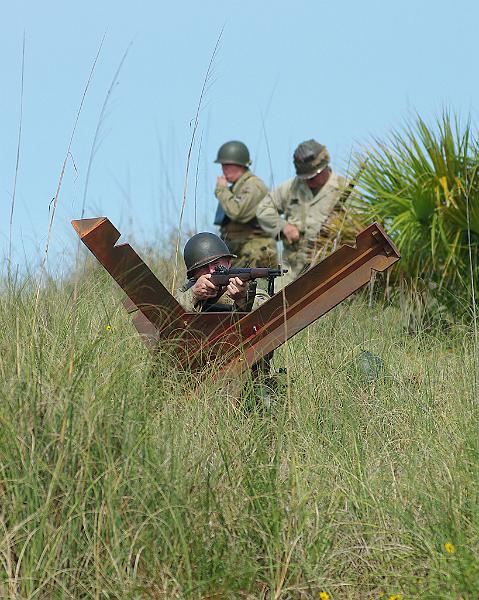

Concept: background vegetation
[[2, 107, 478, 599], [1, 259, 478, 599], [353, 112, 479, 318]]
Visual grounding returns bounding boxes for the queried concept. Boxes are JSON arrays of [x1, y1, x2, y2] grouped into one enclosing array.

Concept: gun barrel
[[236, 268, 288, 278]]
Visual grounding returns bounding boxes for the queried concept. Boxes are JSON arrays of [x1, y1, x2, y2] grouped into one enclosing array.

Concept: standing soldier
[[214, 140, 277, 268], [256, 139, 352, 285]]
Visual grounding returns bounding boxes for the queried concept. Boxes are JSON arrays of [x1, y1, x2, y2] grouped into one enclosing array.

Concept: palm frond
[[353, 110, 479, 312]]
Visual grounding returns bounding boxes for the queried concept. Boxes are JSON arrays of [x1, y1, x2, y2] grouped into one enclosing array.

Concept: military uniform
[[256, 171, 349, 285], [175, 280, 268, 313], [215, 169, 277, 268], [178, 230, 276, 401], [176, 231, 269, 312]]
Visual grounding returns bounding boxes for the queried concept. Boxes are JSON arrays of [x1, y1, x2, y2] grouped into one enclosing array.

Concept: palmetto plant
[[355, 112, 479, 309]]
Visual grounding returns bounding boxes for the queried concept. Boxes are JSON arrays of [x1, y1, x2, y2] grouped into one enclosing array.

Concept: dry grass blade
[[171, 27, 224, 293], [34, 34, 106, 313], [8, 32, 26, 271]]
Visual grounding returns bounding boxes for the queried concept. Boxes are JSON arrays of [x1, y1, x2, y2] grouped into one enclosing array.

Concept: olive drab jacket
[[215, 169, 277, 268], [256, 172, 349, 284], [175, 282, 269, 313], [215, 169, 268, 227]]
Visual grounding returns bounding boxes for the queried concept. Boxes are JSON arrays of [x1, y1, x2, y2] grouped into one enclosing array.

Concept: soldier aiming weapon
[[192, 266, 287, 297], [72, 217, 400, 377], [176, 232, 286, 313]]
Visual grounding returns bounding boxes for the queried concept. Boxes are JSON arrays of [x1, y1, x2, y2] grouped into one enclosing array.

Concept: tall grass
[[0, 261, 478, 599]]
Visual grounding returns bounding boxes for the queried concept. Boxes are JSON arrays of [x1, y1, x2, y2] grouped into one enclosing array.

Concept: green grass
[[0, 264, 478, 599]]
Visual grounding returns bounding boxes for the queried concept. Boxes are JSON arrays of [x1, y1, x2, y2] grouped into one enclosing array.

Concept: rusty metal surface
[[73, 218, 400, 375], [72, 218, 185, 333], [203, 222, 400, 375], [73, 217, 248, 365]]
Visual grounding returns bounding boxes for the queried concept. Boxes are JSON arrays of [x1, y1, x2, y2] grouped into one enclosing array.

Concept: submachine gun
[[206, 265, 288, 297]]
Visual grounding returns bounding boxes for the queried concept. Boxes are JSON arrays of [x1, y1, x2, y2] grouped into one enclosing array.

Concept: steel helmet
[[214, 141, 252, 167], [184, 232, 236, 277], [293, 139, 330, 179]]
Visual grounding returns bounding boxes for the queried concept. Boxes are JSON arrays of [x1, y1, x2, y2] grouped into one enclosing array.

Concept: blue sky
[[1, 0, 477, 271]]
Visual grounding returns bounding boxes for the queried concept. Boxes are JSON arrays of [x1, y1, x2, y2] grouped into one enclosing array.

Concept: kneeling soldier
[[176, 232, 282, 406], [175, 232, 268, 313], [256, 139, 352, 286]]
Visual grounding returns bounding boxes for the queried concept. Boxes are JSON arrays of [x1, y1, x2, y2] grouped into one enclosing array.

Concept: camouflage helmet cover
[[184, 232, 236, 277], [214, 140, 252, 167], [293, 139, 330, 179]]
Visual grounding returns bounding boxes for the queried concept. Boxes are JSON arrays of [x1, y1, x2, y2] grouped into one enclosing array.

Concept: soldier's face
[[222, 164, 246, 183], [305, 167, 331, 189], [194, 257, 232, 277]]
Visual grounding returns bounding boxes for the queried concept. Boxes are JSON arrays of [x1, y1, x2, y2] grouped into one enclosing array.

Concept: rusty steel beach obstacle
[[72, 218, 400, 376]]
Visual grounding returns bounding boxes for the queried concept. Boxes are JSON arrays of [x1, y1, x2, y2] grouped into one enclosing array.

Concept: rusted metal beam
[[72, 218, 185, 331], [72, 217, 248, 364], [73, 218, 399, 375], [205, 222, 400, 375]]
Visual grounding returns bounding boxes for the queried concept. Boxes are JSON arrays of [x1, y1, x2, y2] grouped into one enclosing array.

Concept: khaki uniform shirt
[[256, 172, 349, 282], [215, 169, 268, 226], [175, 283, 268, 313], [215, 169, 277, 268]]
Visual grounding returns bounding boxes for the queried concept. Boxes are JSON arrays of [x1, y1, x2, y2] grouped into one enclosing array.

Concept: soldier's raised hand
[[282, 223, 300, 244], [191, 274, 219, 301], [216, 176, 228, 188], [226, 276, 248, 301]]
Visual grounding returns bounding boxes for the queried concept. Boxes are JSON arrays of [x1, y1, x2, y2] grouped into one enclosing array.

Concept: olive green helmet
[[184, 232, 236, 277], [214, 141, 252, 167], [293, 139, 330, 179]]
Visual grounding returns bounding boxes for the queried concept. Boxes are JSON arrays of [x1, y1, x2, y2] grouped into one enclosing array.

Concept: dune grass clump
[[0, 266, 478, 598]]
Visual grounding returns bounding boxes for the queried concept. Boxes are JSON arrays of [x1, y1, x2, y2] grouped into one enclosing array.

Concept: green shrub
[[355, 111, 479, 316]]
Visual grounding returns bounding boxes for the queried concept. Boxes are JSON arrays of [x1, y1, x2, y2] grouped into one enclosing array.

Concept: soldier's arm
[[256, 182, 289, 238], [175, 283, 266, 313], [215, 179, 267, 223], [174, 287, 200, 312]]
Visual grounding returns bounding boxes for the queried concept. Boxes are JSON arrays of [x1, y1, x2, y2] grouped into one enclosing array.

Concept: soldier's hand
[[216, 176, 228, 188], [282, 223, 300, 244], [191, 274, 219, 301], [226, 276, 248, 301]]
